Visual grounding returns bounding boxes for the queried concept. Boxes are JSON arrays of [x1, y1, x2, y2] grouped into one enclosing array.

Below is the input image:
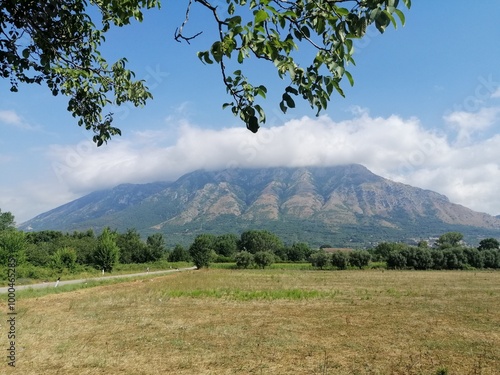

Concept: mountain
[[20, 165, 500, 247]]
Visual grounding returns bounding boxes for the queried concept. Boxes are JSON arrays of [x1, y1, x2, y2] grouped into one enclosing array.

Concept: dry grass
[[2, 269, 499, 374]]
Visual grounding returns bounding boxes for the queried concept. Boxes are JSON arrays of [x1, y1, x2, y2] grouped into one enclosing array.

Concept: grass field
[[2, 269, 499, 374]]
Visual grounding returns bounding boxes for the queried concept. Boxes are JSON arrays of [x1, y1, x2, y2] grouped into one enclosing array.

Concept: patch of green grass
[[166, 287, 340, 301]]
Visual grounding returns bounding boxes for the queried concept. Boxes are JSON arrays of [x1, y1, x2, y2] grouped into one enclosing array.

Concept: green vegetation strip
[[166, 288, 339, 301]]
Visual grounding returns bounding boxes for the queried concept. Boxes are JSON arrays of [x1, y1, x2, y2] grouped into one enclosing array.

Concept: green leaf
[[247, 115, 259, 133], [394, 9, 406, 26], [279, 100, 287, 113], [345, 70, 354, 86], [254, 10, 268, 24], [336, 8, 349, 17], [282, 93, 295, 108], [301, 26, 310, 38]]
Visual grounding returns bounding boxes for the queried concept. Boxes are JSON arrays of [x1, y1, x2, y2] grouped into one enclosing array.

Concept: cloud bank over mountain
[[2, 104, 500, 222]]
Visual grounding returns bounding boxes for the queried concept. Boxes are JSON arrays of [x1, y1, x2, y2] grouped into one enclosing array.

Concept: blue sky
[[2, 1, 500, 223]]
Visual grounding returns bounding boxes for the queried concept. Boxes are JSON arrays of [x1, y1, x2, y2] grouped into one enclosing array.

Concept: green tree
[[168, 244, 191, 262], [442, 248, 466, 270], [373, 242, 406, 261], [0, 230, 26, 264], [25, 230, 64, 244], [310, 250, 329, 270], [214, 233, 239, 257], [286, 242, 311, 262], [25, 242, 53, 267], [1, 1, 409, 142], [349, 250, 371, 269], [145, 233, 166, 262], [116, 229, 147, 264], [239, 230, 283, 255], [234, 251, 254, 269], [330, 251, 349, 270], [189, 234, 216, 269], [412, 248, 433, 270], [436, 232, 464, 249], [463, 247, 484, 269], [93, 227, 120, 272], [478, 238, 500, 251], [185, 0, 410, 132], [51, 247, 78, 271], [417, 240, 429, 248], [386, 250, 406, 270], [430, 249, 445, 270], [254, 251, 275, 269], [482, 250, 500, 269], [0, 210, 16, 231]]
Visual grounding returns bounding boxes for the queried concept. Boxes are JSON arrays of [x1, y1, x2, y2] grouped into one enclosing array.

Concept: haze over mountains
[[21, 165, 500, 247]]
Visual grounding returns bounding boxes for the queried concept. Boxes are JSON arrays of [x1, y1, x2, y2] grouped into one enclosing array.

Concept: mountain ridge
[[21, 165, 500, 247]]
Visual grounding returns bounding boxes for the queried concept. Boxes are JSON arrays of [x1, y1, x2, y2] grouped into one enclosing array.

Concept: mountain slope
[[20, 165, 500, 246]]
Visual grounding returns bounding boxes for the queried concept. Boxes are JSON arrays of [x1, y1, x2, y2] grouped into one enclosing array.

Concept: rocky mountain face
[[21, 165, 500, 247]]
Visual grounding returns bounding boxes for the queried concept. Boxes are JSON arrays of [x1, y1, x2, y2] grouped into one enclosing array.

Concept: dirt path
[[0, 266, 197, 294]]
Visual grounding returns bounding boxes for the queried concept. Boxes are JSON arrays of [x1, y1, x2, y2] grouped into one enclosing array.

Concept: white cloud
[[492, 87, 500, 98], [37, 110, 500, 219], [0, 109, 37, 130], [443, 106, 500, 144], [0, 110, 22, 125]]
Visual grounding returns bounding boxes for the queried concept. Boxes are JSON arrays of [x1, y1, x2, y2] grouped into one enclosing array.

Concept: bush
[[254, 251, 275, 269], [310, 251, 330, 269], [168, 244, 191, 262], [430, 250, 445, 270], [463, 247, 484, 269], [286, 243, 311, 262], [387, 251, 406, 270], [483, 250, 500, 268], [442, 249, 460, 270], [51, 247, 77, 271], [349, 251, 371, 269], [234, 251, 254, 269], [330, 251, 349, 270], [413, 248, 433, 270]]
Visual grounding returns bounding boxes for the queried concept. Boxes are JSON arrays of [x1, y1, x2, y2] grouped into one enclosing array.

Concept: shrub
[[349, 250, 371, 269], [168, 244, 191, 262], [330, 251, 349, 270], [463, 247, 484, 269], [387, 251, 406, 270], [234, 251, 254, 269], [430, 250, 445, 270], [51, 247, 77, 271], [310, 251, 330, 269], [413, 248, 433, 270], [254, 251, 275, 269], [442, 249, 460, 270]]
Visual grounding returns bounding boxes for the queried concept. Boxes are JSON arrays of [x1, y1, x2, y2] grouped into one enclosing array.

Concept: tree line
[[1, 209, 500, 278], [371, 232, 500, 270]]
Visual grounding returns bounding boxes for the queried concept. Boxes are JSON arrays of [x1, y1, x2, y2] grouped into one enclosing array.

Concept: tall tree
[[1, 0, 410, 143], [189, 234, 216, 269], [214, 233, 239, 257], [0, 210, 16, 231], [436, 232, 464, 249], [146, 233, 166, 262], [0, 230, 26, 264], [168, 244, 191, 262], [239, 230, 283, 254], [93, 227, 120, 272], [478, 238, 500, 251], [116, 228, 147, 264]]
